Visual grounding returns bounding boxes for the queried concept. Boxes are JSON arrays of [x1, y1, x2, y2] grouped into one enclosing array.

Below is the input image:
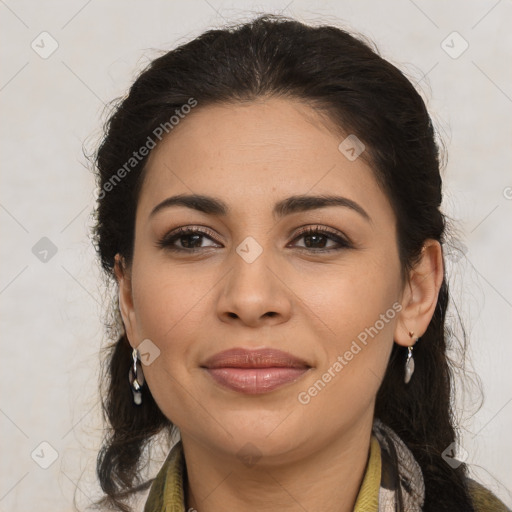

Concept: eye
[[289, 225, 352, 252], [156, 225, 352, 253], [156, 226, 221, 252]]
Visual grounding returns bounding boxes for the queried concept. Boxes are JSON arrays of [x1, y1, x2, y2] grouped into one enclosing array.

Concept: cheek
[[129, 260, 210, 424], [291, 260, 400, 400], [294, 276, 398, 425], [130, 256, 213, 342], [128, 257, 215, 402], [292, 258, 400, 344]]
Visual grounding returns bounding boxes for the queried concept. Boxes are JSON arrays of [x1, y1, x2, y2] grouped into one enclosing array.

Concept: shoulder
[[467, 478, 511, 512]]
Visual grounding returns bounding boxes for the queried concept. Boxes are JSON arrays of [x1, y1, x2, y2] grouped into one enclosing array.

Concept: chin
[[194, 417, 309, 462]]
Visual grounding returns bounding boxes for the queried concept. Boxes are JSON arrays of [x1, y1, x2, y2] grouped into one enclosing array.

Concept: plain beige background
[[1, 1, 511, 510]]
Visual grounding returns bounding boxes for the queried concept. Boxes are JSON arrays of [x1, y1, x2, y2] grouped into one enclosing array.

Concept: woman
[[92, 14, 509, 512]]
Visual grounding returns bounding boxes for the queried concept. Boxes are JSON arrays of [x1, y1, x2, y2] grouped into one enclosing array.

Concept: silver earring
[[129, 347, 145, 405], [404, 331, 418, 384]]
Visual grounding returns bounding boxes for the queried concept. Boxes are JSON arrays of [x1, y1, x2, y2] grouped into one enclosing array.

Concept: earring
[[404, 331, 418, 384], [128, 347, 145, 405]]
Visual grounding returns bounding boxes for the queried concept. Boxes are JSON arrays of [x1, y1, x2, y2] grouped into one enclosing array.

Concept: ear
[[114, 253, 138, 349], [394, 239, 444, 347]]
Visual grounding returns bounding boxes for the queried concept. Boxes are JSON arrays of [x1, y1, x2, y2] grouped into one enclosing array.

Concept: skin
[[115, 97, 443, 512]]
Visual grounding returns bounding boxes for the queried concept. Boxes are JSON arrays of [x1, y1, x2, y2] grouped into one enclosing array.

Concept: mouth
[[201, 348, 312, 394]]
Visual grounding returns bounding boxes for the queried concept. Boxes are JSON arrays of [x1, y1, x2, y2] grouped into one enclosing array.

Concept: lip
[[201, 348, 311, 394]]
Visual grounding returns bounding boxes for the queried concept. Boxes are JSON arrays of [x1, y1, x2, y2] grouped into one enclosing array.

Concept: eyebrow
[[150, 193, 372, 223]]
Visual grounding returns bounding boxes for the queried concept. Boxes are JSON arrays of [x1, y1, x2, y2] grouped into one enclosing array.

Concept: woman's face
[[118, 97, 409, 462]]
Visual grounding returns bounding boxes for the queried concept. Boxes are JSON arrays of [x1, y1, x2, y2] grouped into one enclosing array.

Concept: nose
[[216, 243, 293, 328]]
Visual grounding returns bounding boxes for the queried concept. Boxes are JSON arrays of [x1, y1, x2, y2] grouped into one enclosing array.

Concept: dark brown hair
[[92, 13, 475, 511]]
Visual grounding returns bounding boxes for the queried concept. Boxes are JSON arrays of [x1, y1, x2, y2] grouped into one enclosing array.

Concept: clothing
[[143, 420, 510, 512]]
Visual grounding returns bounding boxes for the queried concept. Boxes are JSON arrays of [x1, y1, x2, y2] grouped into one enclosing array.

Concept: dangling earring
[[404, 331, 419, 384], [128, 347, 145, 405]]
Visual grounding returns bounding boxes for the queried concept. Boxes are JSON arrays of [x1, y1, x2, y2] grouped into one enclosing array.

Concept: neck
[[182, 417, 374, 512]]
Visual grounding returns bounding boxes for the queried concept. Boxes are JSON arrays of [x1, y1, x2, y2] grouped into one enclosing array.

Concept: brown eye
[[291, 226, 351, 252], [157, 227, 221, 252]]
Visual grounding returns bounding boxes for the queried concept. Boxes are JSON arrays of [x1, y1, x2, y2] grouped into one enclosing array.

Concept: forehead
[[137, 98, 393, 223]]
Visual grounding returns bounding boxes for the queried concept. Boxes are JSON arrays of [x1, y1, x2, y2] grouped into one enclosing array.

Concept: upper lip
[[201, 348, 311, 369]]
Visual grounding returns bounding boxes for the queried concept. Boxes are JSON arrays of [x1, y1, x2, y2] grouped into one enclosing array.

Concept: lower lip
[[205, 367, 310, 394]]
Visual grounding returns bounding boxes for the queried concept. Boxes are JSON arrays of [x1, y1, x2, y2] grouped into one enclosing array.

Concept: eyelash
[[156, 225, 352, 253]]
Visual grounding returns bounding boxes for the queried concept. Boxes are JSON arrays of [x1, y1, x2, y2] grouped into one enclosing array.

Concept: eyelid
[[292, 224, 349, 240]]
